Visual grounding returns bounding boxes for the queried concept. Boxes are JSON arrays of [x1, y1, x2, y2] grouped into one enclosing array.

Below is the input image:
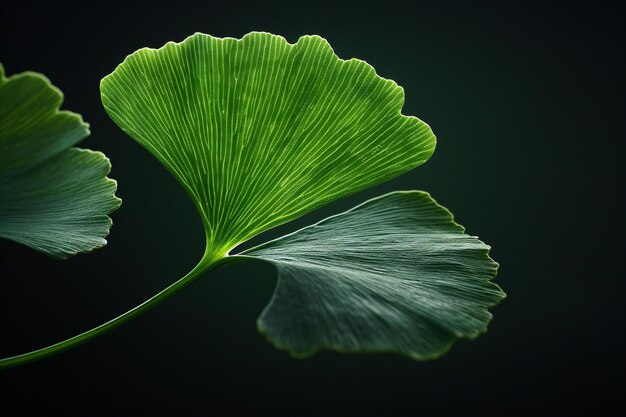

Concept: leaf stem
[[0, 255, 235, 370]]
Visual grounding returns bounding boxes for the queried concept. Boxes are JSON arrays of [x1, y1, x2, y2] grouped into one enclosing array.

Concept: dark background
[[1, 1, 624, 416]]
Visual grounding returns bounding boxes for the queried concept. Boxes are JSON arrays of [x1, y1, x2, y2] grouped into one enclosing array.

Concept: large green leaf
[[0, 63, 121, 259], [239, 191, 503, 359], [101, 32, 436, 261]]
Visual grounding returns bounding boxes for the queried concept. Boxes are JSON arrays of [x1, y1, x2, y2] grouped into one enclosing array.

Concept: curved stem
[[0, 255, 236, 370]]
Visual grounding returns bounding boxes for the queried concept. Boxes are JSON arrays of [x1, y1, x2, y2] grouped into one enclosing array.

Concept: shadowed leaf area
[[241, 191, 503, 359], [0, 63, 120, 259]]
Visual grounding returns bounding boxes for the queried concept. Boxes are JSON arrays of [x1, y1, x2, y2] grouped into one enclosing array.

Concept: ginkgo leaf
[[239, 191, 504, 359], [100, 32, 436, 261], [0, 63, 121, 259]]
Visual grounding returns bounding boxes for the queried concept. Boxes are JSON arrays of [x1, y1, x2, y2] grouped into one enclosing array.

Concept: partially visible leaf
[[0, 63, 121, 259], [101, 32, 436, 261], [240, 191, 504, 359], [0, 64, 86, 176]]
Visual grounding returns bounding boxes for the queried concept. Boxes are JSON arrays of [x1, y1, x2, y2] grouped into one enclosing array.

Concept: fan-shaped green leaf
[[0, 64, 121, 259], [100, 32, 436, 261], [239, 191, 504, 359]]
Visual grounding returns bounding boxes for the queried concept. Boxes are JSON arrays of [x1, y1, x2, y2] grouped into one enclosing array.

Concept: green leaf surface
[[0, 63, 121, 259], [101, 32, 436, 260], [240, 191, 504, 359], [0, 64, 87, 176]]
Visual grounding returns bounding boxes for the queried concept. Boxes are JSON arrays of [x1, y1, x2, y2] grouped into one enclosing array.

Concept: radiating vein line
[[100, 32, 436, 257]]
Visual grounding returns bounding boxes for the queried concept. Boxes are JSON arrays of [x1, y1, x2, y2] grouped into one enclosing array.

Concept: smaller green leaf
[[0, 63, 121, 259], [240, 191, 504, 360]]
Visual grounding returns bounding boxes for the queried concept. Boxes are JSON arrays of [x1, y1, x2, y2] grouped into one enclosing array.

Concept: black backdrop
[[1, 1, 624, 416]]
